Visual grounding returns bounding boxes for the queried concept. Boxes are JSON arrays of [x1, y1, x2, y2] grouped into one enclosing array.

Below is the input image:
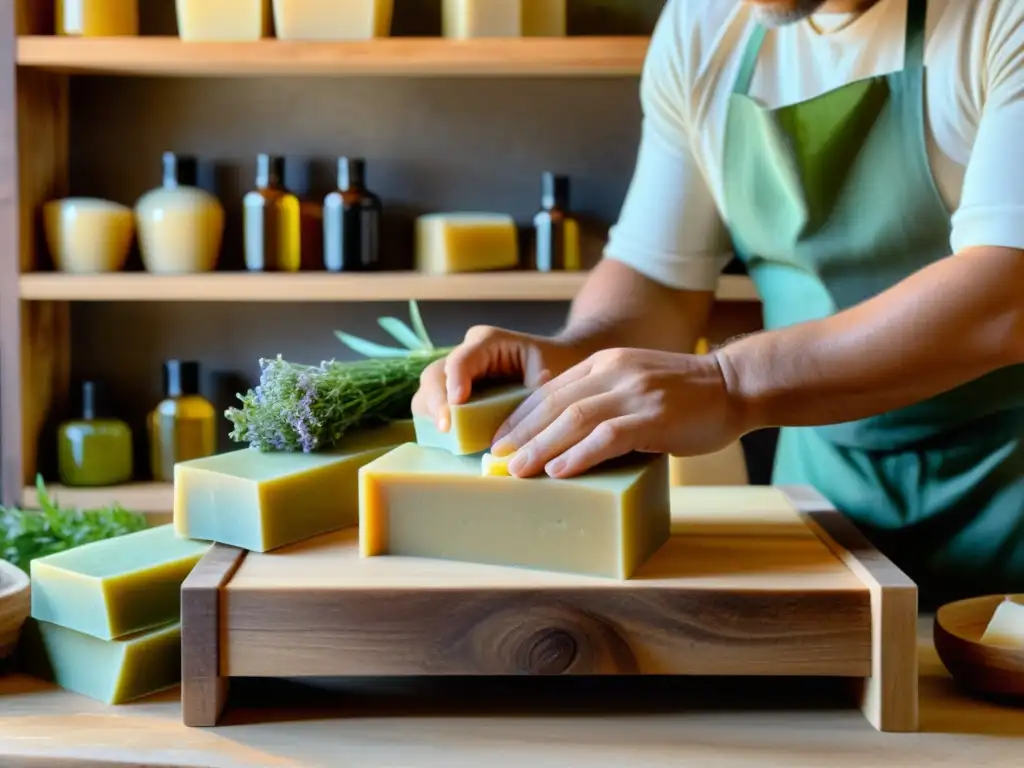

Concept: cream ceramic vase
[[43, 197, 134, 274]]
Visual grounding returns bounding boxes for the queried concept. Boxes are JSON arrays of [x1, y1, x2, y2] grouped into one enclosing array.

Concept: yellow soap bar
[[480, 452, 511, 476], [33, 620, 181, 705], [980, 599, 1024, 647], [415, 213, 520, 274], [521, 0, 565, 35], [174, 421, 414, 552], [359, 443, 670, 579], [30, 525, 210, 641], [442, 0, 522, 38], [413, 384, 529, 455], [176, 0, 271, 41], [272, 0, 394, 40]]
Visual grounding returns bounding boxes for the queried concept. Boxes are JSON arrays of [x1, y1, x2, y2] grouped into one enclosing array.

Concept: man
[[412, 0, 1024, 606]]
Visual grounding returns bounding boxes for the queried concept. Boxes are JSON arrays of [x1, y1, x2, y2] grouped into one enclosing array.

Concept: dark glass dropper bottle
[[323, 157, 382, 272], [533, 172, 581, 272]]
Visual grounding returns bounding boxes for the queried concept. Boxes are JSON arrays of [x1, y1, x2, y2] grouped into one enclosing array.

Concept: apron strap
[[904, 0, 927, 68], [733, 25, 767, 95]]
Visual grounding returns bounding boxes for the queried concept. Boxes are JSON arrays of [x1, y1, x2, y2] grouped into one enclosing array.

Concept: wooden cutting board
[[181, 485, 917, 733]]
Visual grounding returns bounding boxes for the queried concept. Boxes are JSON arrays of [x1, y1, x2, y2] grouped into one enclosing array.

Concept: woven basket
[[0, 560, 30, 661]]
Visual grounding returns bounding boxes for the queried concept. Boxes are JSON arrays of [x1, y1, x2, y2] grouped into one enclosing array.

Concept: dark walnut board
[[181, 485, 918, 732]]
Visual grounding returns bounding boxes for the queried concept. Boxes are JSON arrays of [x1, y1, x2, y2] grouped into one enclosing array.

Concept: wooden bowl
[[0, 559, 30, 661], [934, 594, 1024, 698]]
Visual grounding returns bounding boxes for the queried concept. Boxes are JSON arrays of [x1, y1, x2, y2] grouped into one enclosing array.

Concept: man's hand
[[490, 347, 747, 478], [411, 325, 583, 433]]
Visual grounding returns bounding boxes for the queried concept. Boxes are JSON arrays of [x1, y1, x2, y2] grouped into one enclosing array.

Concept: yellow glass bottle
[[243, 154, 301, 272], [56, 0, 138, 36], [147, 360, 216, 483]]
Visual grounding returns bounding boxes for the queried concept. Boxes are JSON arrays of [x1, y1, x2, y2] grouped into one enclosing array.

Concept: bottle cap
[[163, 360, 201, 398], [541, 172, 570, 208], [163, 152, 198, 187], [257, 154, 285, 187], [338, 157, 366, 190]]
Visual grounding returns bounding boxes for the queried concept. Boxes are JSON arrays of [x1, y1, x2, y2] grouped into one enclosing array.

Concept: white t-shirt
[[603, 0, 1024, 291]]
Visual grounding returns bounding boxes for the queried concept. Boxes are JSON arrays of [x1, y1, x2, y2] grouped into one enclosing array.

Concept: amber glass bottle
[[243, 154, 301, 272], [532, 172, 581, 272], [323, 157, 382, 272], [147, 360, 216, 483], [57, 380, 133, 487]]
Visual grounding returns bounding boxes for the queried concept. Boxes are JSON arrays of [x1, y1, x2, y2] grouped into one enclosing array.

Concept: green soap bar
[[413, 384, 529, 455], [30, 524, 210, 641], [35, 619, 181, 705], [174, 420, 415, 552]]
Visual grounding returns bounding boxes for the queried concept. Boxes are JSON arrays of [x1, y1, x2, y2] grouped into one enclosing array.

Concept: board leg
[[181, 544, 246, 727], [780, 485, 918, 733]]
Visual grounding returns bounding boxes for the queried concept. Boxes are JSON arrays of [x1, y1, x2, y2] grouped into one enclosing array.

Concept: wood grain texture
[[219, 489, 872, 682], [21, 481, 173, 517], [0, 2, 17, 504], [17, 36, 650, 77], [181, 544, 247, 728], [782, 485, 919, 733]]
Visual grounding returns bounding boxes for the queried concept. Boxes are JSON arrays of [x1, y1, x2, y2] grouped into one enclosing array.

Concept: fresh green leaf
[[377, 317, 427, 351], [407, 300, 435, 351], [333, 331, 413, 358]]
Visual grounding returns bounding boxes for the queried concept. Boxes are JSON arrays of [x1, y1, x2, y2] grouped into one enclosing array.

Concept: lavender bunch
[[226, 301, 450, 453]]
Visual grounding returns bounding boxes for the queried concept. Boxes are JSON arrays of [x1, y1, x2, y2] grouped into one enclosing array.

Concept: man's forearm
[[717, 246, 1024, 430], [554, 259, 716, 364]]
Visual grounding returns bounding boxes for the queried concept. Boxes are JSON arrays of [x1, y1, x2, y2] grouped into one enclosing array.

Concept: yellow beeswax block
[[359, 443, 670, 579], [174, 421, 414, 552], [413, 383, 529, 455], [980, 600, 1024, 647], [415, 213, 519, 274], [480, 452, 511, 476], [30, 525, 210, 641], [33, 620, 181, 705]]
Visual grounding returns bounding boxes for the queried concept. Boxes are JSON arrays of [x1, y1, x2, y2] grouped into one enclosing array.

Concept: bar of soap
[[442, 0, 521, 38], [522, 0, 565, 35], [174, 421, 414, 552], [415, 213, 519, 274], [34, 620, 181, 705], [980, 600, 1024, 647], [30, 525, 210, 641], [272, 0, 393, 40], [413, 384, 528, 455], [359, 443, 670, 579], [481, 452, 511, 476]]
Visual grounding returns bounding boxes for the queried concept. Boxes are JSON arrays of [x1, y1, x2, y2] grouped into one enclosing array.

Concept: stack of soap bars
[[28, 525, 210, 704]]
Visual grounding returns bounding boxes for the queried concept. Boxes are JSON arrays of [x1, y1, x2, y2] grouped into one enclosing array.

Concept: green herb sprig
[[0, 475, 148, 572], [226, 301, 451, 453]]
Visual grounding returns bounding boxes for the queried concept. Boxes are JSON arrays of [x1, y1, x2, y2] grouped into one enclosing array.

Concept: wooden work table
[[0, 617, 1021, 768]]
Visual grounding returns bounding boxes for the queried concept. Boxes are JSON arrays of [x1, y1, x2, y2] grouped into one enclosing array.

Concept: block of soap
[[413, 384, 528, 455], [30, 525, 210, 641], [522, 0, 565, 36], [442, 0, 521, 38], [481, 452, 511, 476], [980, 599, 1024, 647], [272, 0, 393, 40], [415, 213, 519, 274], [34, 620, 181, 705], [359, 443, 670, 579], [174, 421, 414, 552]]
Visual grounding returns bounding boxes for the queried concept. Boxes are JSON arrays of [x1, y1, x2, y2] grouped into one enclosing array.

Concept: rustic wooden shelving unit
[[0, 3, 761, 512]]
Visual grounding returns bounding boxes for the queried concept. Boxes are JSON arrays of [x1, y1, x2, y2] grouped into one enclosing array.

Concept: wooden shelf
[[16, 36, 649, 77], [18, 272, 760, 303], [22, 482, 173, 517]]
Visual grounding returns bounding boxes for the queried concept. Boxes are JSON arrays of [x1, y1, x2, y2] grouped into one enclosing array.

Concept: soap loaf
[[413, 383, 529, 456], [30, 524, 210, 641], [174, 420, 415, 552], [415, 213, 519, 274], [359, 443, 671, 579]]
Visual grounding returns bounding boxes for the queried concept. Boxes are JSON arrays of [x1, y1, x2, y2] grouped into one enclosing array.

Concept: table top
[[1, 617, 1022, 768]]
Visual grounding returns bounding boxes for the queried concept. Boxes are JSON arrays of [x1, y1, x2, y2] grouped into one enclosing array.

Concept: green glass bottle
[[147, 360, 217, 483], [57, 380, 133, 487]]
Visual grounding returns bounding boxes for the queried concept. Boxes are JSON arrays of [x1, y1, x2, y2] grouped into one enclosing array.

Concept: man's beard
[[751, 0, 829, 26]]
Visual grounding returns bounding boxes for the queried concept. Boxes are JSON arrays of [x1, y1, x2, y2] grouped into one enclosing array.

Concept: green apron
[[721, 0, 1024, 608]]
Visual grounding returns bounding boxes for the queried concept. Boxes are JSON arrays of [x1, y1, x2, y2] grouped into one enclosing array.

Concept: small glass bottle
[[57, 0, 138, 36], [147, 360, 216, 483], [533, 172, 581, 272], [243, 154, 301, 272], [323, 157, 382, 272], [57, 381, 133, 487], [135, 152, 225, 274]]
